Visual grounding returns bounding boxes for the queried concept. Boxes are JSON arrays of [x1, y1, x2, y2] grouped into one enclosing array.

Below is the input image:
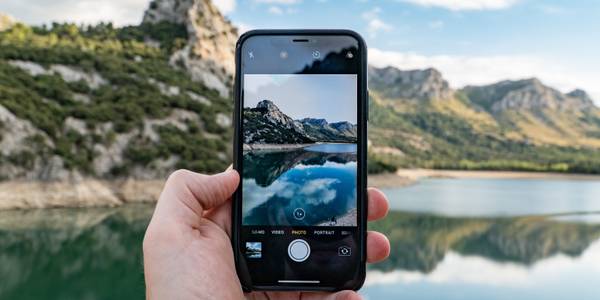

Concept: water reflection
[[2, 178, 600, 299], [242, 144, 357, 226], [0, 205, 153, 300], [368, 211, 600, 273], [363, 177, 600, 299]]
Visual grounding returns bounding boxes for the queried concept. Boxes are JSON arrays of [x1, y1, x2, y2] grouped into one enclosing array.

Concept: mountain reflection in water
[[363, 178, 600, 300], [368, 211, 600, 273], [242, 143, 357, 226], [1, 178, 600, 299]]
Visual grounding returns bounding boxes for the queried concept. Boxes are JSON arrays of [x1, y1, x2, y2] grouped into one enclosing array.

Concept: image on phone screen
[[242, 74, 357, 227]]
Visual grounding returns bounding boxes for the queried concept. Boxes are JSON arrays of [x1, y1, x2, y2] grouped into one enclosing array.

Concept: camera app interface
[[241, 73, 359, 286]]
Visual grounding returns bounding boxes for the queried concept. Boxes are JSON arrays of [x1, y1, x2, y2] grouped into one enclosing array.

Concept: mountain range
[[243, 100, 357, 144], [1, 0, 600, 183], [367, 65, 600, 173]]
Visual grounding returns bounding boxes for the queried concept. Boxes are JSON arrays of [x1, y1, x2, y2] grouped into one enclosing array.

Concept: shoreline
[[243, 143, 314, 151], [368, 168, 600, 188], [243, 142, 355, 151], [316, 208, 357, 226], [396, 168, 600, 181], [2, 168, 600, 210], [0, 178, 164, 210]]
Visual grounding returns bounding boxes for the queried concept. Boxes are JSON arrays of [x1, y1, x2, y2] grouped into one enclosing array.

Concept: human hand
[[143, 169, 390, 300]]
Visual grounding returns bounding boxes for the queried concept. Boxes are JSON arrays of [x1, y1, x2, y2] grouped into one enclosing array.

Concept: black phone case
[[231, 29, 368, 292]]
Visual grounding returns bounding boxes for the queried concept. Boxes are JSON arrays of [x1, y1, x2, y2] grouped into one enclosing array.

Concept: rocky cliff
[[368, 66, 453, 100], [462, 78, 595, 113], [0, 3, 235, 209], [243, 100, 357, 144], [0, 13, 14, 32], [143, 0, 238, 97]]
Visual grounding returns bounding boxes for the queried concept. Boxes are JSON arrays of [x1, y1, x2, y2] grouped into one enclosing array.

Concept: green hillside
[[2, 17, 600, 180], [367, 68, 600, 174], [0, 22, 231, 179]]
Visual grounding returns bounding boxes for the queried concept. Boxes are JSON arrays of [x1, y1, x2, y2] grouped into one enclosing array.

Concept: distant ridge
[[243, 100, 357, 144]]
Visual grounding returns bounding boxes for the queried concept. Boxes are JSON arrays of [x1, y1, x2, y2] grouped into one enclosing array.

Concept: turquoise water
[[242, 143, 357, 226], [1, 177, 599, 299], [362, 178, 600, 300]]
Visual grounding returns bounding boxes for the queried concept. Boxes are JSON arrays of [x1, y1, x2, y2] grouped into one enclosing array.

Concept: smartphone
[[232, 30, 367, 291]]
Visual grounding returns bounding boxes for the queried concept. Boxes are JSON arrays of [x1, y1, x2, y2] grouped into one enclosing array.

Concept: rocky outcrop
[[243, 100, 357, 144], [0, 178, 164, 210], [368, 66, 453, 100], [0, 105, 69, 180], [143, 0, 238, 97], [461, 78, 595, 113], [0, 13, 15, 32], [243, 100, 312, 144], [8, 60, 107, 89]]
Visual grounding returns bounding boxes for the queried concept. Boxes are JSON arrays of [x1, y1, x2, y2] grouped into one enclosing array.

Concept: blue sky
[[1, 0, 598, 101], [244, 74, 357, 123]]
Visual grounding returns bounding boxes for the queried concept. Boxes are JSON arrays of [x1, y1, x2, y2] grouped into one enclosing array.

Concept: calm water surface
[[362, 178, 600, 300], [242, 143, 357, 226], [1, 178, 599, 299]]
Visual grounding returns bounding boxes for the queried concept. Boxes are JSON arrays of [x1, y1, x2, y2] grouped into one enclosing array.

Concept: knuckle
[[167, 169, 192, 183]]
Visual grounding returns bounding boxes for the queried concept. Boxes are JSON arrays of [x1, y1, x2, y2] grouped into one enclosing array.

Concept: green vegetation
[[0, 22, 230, 176], [368, 97, 600, 174], [2, 21, 599, 177]]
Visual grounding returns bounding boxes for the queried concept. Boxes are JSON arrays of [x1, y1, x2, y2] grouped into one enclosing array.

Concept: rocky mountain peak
[[143, 0, 238, 98], [368, 65, 453, 100], [256, 99, 278, 111], [567, 89, 594, 103], [243, 101, 357, 144], [462, 78, 596, 113], [251, 100, 299, 130], [300, 118, 328, 127], [0, 13, 16, 31]]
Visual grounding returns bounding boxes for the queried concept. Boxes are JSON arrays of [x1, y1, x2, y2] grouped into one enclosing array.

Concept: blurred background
[[0, 0, 599, 299]]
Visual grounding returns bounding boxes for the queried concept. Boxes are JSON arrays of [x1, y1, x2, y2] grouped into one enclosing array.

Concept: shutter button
[[288, 239, 310, 262]]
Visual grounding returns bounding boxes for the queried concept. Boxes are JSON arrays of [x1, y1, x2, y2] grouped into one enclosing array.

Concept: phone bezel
[[232, 29, 368, 292]]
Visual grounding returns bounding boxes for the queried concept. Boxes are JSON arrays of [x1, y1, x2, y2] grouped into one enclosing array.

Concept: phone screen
[[235, 33, 365, 289]]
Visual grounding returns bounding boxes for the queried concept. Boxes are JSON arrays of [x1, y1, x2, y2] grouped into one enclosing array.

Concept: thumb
[[189, 169, 240, 210], [157, 169, 240, 219]]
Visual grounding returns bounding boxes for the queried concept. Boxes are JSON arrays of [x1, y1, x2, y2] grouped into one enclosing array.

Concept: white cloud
[[0, 0, 236, 26], [300, 178, 339, 205], [0, 0, 148, 26], [401, 0, 519, 11], [213, 0, 236, 14], [268, 6, 284, 14], [369, 48, 600, 103], [362, 7, 393, 38], [365, 239, 600, 288]]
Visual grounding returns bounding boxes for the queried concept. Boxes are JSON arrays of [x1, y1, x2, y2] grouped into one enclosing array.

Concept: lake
[[1, 177, 599, 299], [362, 178, 600, 300], [242, 143, 357, 226]]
